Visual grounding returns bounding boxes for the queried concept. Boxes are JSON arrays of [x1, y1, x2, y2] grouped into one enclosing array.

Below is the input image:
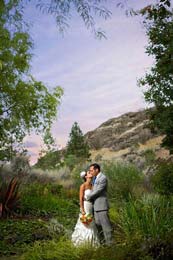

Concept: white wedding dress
[[71, 189, 100, 246]]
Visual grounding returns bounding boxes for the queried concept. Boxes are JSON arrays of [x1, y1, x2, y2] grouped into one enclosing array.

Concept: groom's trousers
[[94, 210, 112, 246]]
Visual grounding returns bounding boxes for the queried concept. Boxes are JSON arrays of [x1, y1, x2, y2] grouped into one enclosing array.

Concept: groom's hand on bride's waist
[[85, 198, 93, 203], [84, 197, 92, 202]]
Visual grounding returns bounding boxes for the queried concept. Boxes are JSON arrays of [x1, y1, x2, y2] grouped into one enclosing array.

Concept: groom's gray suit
[[86, 172, 112, 245]]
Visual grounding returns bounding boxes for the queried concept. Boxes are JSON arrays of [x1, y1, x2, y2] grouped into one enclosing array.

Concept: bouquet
[[80, 214, 93, 225]]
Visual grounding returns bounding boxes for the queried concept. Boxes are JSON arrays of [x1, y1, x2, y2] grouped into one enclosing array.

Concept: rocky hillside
[[85, 109, 170, 170], [85, 110, 155, 150]]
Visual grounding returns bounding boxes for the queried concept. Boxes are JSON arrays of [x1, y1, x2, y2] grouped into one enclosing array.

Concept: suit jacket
[[86, 172, 109, 211]]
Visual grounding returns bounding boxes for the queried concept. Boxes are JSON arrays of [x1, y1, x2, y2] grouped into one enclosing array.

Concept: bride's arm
[[79, 184, 85, 215]]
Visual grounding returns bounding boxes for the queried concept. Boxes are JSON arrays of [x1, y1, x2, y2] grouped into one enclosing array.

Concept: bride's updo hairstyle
[[80, 171, 87, 181]]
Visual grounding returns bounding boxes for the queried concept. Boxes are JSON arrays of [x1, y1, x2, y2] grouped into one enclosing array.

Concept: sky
[[23, 0, 156, 164]]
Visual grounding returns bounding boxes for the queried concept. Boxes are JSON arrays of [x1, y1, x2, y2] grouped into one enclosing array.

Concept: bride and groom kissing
[[72, 163, 112, 246]]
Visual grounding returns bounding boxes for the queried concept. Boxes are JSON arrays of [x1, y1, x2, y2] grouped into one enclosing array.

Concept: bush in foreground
[[103, 161, 144, 202], [151, 161, 173, 196], [117, 194, 173, 259]]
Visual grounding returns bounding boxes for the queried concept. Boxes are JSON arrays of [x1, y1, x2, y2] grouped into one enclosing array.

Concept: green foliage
[[1, 161, 173, 259], [20, 183, 78, 228], [47, 218, 70, 240], [103, 162, 144, 202], [118, 194, 172, 240], [149, 106, 173, 152], [65, 122, 91, 169], [64, 154, 79, 170], [117, 194, 173, 259], [35, 150, 62, 170], [19, 237, 164, 260], [19, 240, 79, 260], [35, 0, 111, 39], [0, 219, 51, 257], [151, 161, 173, 196], [0, 1, 63, 161], [138, 1, 173, 152], [142, 149, 156, 166], [0, 176, 20, 218], [18, 239, 120, 260]]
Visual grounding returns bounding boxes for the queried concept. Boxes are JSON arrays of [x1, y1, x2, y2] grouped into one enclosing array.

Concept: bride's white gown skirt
[[71, 190, 100, 246]]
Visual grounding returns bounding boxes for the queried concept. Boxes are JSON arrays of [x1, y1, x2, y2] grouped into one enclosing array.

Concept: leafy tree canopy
[[0, 1, 63, 161], [138, 0, 173, 153], [32, 0, 112, 39], [0, 0, 114, 162], [6, 0, 112, 39]]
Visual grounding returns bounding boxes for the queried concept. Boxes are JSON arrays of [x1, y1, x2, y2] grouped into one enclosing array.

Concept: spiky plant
[[0, 176, 20, 218]]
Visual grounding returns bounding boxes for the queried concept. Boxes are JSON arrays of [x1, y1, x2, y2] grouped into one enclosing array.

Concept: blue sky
[[23, 0, 156, 164]]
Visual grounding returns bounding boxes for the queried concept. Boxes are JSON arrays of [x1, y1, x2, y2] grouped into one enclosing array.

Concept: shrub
[[0, 219, 51, 257], [143, 149, 156, 166], [117, 194, 173, 259], [0, 176, 20, 218], [64, 154, 79, 170], [119, 194, 172, 239], [0, 156, 31, 183], [28, 167, 73, 188], [20, 183, 78, 229], [0, 163, 14, 182], [103, 161, 144, 202], [11, 155, 31, 176], [151, 161, 173, 196]]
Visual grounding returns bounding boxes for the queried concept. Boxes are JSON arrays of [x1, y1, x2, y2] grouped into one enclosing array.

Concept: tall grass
[[117, 193, 173, 256], [19, 237, 155, 260], [18, 238, 138, 260], [103, 161, 144, 202], [20, 183, 78, 228], [19, 240, 79, 260], [116, 194, 173, 260]]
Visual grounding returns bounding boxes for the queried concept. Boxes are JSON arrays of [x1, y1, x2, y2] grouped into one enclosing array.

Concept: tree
[[33, 0, 111, 39], [0, 1, 63, 161], [138, 0, 173, 153], [65, 122, 90, 164], [35, 150, 62, 170], [0, 0, 113, 161], [151, 160, 173, 196], [4, 0, 112, 39]]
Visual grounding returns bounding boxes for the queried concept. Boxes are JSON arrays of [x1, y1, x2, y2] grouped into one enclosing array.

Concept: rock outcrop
[[85, 110, 155, 151]]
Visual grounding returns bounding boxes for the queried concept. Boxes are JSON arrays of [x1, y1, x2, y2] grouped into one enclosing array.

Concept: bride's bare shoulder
[[80, 183, 85, 190]]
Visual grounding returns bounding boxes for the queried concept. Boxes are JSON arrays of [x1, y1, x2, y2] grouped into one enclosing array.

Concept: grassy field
[[0, 161, 172, 260]]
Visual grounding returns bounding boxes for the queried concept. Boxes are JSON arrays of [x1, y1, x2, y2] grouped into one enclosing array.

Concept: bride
[[71, 170, 100, 246]]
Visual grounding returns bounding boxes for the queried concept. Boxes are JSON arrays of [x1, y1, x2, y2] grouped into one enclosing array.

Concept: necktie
[[93, 176, 96, 185]]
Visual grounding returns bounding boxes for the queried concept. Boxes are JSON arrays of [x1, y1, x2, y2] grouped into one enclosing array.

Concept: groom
[[86, 163, 112, 246]]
